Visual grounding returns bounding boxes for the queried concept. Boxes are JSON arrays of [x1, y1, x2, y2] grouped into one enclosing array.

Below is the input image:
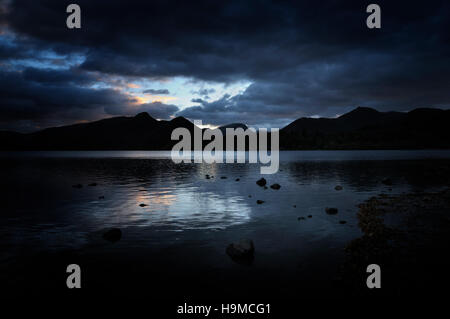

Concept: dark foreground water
[[0, 150, 449, 302]]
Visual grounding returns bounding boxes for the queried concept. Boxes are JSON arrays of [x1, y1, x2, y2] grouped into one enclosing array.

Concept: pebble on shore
[[256, 178, 267, 187]]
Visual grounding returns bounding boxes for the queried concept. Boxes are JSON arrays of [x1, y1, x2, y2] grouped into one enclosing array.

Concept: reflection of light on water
[[129, 187, 251, 230], [135, 189, 176, 207]]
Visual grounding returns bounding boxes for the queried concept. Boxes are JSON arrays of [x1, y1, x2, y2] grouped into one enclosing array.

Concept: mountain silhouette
[[280, 107, 450, 149], [1, 107, 449, 150], [0, 112, 195, 150]]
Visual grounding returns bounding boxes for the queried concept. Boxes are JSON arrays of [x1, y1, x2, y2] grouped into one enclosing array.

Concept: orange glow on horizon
[[133, 95, 177, 104]]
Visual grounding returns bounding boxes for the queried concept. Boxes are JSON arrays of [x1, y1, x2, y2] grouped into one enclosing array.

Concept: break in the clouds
[[1, 0, 450, 131]]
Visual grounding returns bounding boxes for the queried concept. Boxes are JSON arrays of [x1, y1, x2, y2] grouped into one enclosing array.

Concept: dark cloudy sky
[[0, 0, 449, 132]]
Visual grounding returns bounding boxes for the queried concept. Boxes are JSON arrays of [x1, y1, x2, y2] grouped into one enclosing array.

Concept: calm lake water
[[1, 150, 450, 297]]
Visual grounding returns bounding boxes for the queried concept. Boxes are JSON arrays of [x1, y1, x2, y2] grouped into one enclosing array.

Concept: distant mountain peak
[[134, 112, 155, 121], [170, 116, 193, 127], [350, 106, 378, 113]]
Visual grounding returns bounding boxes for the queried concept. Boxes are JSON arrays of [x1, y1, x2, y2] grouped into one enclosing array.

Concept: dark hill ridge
[[0, 113, 196, 150], [280, 107, 450, 149], [0, 107, 449, 150]]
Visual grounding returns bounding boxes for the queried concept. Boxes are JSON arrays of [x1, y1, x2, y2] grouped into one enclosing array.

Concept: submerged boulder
[[139, 203, 148, 207], [256, 178, 267, 187], [256, 200, 265, 204], [102, 228, 122, 243], [325, 207, 338, 215], [226, 239, 255, 261], [270, 183, 281, 190]]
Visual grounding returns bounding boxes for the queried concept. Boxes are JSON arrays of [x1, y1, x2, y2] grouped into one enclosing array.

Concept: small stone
[[293, 205, 297, 208], [307, 215, 312, 218], [139, 203, 148, 207], [235, 178, 240, 181], [256, 200, 265, 204], [88, 183, 98, 187], [335, 185, 343, 191], [220, 176, 227, 179], [256, 178, 267, 187], [339, 220, 347, 224], [298, 217, 306, 220], [98, 196, 105, 200], [325, 207, 338, 215], [270, 183, 281, 190]]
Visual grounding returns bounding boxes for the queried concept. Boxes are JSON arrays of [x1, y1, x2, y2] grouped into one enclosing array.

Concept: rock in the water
[[226, 239, 255, 260], [339, 220, 347, 224], [139, 203, 148, 207], [220, 176, 227, 179], [256, 178, 267, 187], [335, 185, 343, 191], [102, 228, 122, 243], [307, 215, 312, 218], [256, 200, 265, 204], [98, 196, 105, 200], [72, 184, 82, 188], [88, 183, 98, 187], [235, 178, 240, 181], [270, 183, 281, 190], [205, 174, 210, 179], [293, 205, 297, 208], [298, 217, 306, 220], [382, 178, 393, 186], [325, 207, 338, 215]]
